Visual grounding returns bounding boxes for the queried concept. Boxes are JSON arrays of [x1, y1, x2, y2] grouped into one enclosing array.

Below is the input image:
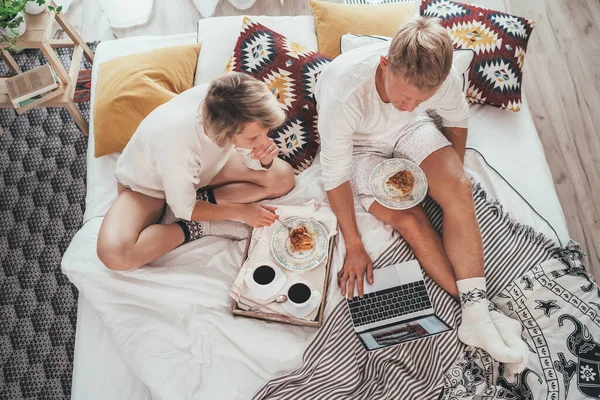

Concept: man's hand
[[338, 244, 374, 300], [325, 182, 373, 300], [251, 137, 279, 168]]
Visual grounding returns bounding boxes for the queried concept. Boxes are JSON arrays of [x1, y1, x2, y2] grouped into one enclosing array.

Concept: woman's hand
[[251, 137, 279, 168], [236, 204, 278, 228]]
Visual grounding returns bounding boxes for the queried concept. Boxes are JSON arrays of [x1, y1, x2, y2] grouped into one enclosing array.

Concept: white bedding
[[65, 29, 570, 400], [71, 296, 150, 400]]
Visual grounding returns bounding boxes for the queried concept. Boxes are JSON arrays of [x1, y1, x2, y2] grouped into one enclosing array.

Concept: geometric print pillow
[[421, 0, 535, 112], [225, 17, 332, 173]]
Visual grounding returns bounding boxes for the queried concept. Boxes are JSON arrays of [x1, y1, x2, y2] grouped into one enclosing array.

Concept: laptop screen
[[359, 315, 451, 351]]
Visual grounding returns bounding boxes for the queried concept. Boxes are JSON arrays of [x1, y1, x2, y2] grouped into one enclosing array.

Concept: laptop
[[347, 260, 452, 351]]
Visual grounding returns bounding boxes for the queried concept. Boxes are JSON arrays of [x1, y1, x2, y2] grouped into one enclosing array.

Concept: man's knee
[[388, 207, 424, 235], [267, 160, 295, 197], [97, 237, 136, 271], [441, 174, 473, 210], [455, 174, 473, 198]]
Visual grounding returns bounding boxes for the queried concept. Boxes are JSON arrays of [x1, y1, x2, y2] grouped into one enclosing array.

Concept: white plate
[[271, 217, 329, 271], [369, 159, 428, 210]]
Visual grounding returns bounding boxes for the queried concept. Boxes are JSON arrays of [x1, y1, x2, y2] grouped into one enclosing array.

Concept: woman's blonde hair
[[201, 72, 286, 147], [387, 17, 454, 92]]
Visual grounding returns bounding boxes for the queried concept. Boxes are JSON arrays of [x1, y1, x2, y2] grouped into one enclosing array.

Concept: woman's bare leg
[[208, 154, 295, 204], [97, 183, 185, 271]]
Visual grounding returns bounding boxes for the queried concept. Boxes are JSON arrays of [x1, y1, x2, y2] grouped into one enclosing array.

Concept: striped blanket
[[253, 184, 600, 399]]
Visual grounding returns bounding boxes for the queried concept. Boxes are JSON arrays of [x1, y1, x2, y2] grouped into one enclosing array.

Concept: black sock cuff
[[197, 188, 217, 204], [206, 188, 216, 204], [175, 220, 191, 243]]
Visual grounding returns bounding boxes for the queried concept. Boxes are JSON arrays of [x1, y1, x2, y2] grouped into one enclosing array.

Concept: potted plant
[[25, 0, 61, 15], [0, 0, 61, 50], [25, 0, 46, 14], [0, 0, 28, 46]]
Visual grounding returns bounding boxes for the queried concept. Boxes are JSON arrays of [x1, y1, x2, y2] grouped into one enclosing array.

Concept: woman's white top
[[115, 83, 265, 220]]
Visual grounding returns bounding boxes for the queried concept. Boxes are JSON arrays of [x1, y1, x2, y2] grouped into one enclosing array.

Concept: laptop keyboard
[[348, 281, 432, 327]]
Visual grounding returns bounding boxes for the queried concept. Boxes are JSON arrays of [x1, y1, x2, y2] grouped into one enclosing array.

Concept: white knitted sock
[[457, 277, 522, 364], [206, 220, 250, 240], [158, 204, 178, 225], [173, 220, 249, 242], [489, 307, 529, 374], [161, 204, 249, 241]]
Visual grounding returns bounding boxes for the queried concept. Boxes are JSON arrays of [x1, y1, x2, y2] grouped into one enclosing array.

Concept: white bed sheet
[[71, 296, 151, 400], [66, 31, 570, 400]]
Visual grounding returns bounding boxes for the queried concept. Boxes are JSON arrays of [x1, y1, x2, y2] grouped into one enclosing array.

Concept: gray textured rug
[[0, 45, 95, 400]]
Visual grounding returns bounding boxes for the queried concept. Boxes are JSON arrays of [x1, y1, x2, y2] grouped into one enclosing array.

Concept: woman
[[97, 72, 295, 271]]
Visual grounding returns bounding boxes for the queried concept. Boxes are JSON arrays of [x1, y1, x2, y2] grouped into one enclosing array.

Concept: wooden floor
[[62, 0, 599, 277]]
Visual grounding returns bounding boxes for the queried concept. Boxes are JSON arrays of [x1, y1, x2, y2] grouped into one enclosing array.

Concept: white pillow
[[194, 16, 318, 86], [340, 33, 390, 55], [340, 33, 474, 93]]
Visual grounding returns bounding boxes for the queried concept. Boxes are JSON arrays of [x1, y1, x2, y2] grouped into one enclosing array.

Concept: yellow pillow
[[93, 44, 201, 157], [308, 0, 416, 59]]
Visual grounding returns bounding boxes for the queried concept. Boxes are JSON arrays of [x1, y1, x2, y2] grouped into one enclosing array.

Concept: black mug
[[252, 265, 276, 285], [288, 282, 312, 306]]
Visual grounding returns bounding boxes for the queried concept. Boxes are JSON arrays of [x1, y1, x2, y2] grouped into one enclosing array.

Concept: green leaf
[[48, 4, 61, 14]]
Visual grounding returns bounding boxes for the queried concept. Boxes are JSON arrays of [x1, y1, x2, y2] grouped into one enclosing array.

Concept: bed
[[62, 17, 571, 400]]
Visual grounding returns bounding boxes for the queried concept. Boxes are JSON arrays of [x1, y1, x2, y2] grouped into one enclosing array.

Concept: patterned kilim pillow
[[421, 0, 535, 111], [225, 17, 332, 173]]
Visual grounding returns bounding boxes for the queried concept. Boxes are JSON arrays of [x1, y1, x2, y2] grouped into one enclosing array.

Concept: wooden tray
[[231, 229, 336, 328]]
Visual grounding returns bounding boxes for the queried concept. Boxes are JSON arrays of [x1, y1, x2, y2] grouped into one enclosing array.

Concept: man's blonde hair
[[201, 72, 285, 147], [387, 17, 453, 92]]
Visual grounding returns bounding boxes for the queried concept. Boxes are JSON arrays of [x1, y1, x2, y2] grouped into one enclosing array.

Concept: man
[[315, 17, 527, 372]]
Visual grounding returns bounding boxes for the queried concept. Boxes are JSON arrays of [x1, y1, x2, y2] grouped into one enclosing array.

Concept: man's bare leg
[[368, 203, 458, 297], [420, 147, 483, 280], [419, 147, 524, 366]]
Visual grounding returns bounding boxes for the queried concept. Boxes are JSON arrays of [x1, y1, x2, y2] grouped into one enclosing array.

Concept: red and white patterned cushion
[[421, 0, 535, 112], [225, 17, 332, 173]]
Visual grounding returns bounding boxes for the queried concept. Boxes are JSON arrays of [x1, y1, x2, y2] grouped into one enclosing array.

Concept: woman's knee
[[97, 234, 135, 271], [266, 160, 295, 197]]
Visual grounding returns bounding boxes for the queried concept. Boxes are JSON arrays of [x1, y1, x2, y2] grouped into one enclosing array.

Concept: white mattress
[[66, 31, 569, 400]]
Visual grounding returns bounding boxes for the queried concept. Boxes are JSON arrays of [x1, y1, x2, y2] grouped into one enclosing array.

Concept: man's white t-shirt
[[115, 84, 265, 221], [315, 42, 469, 191]]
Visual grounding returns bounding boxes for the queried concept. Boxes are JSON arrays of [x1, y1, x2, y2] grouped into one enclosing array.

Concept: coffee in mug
[[288, 282, 312, 305], [253, 265, 276, 285]]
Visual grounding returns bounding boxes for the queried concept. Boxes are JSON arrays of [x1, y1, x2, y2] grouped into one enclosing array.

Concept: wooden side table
[[0, 5, 94, 136]]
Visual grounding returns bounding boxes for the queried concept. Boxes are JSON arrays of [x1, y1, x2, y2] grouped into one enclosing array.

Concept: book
[[14, 83, 62, 108], [5, 64, 59, 106], [13, 83, 65, 115]]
